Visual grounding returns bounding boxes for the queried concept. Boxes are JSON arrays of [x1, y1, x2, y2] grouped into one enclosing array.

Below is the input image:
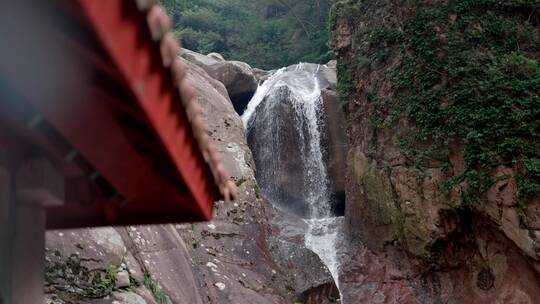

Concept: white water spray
[[242, 63, 342, 299]]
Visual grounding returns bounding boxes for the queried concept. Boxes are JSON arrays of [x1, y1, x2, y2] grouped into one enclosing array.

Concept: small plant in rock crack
[[143, 272, 172, 304], [45, 252, 117, 302]]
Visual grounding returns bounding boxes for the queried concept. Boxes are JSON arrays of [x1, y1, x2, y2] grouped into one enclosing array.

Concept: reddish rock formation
[[330, 0, 540, 303]]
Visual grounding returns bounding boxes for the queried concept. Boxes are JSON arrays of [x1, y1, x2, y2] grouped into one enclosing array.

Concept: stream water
[[242, 63, 342, 300]]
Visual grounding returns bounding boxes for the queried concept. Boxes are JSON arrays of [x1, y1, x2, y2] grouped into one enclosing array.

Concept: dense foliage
[[334, 0, 540, 207], [395, 1, 540, 207], [161, 0, 335, 69]]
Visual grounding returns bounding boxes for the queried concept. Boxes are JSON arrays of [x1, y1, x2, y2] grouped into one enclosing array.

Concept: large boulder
[[180, 48, 219, 69], [247, 85, 311, 217], [246, 63, 345, 217], [180, 49, 258, 114], [204, 60, 258, 113], [176, 57, 300, 304], [266, 207, 339, 301]]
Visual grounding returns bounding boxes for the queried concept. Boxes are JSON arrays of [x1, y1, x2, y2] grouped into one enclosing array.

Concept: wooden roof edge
[[137, 0, 239, 203]]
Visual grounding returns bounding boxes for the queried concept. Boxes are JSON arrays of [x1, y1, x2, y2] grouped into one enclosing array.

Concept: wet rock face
[[265, 207, 337, 296], [296, 282, 340, 304], [321, 88, 347, 216], [246, 63, 346, 218], [247, 86, 311, 217], [331, 0, 540, 303]]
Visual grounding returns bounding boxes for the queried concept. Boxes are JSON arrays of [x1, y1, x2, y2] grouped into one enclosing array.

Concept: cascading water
[[242, 63, 342, 300]]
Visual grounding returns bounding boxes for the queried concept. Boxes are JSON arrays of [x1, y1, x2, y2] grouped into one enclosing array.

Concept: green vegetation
[[328, 0, 360, 31], [395, 1, 540, 206], [336, 62, 354, 106], [161, 0, 335, 69], [143, 272, 172, 304], [234, 177, 246, 187], [333, 0, 540, 206], [45, 252, 118, 302]]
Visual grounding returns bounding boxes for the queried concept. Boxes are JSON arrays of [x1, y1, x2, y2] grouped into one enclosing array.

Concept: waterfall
[[242, 63, 342, 300]]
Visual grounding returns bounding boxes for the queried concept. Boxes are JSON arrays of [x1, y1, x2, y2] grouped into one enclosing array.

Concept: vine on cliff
[[333, 0, 540, 207], [394, 1, 540, 206]]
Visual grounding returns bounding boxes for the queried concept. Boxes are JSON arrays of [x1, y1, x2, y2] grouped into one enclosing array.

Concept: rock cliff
[[330, 0, 540, 303], [44, 51, 335, 304]]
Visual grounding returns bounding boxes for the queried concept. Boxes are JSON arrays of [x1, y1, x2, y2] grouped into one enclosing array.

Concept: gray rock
[[246, 63, 344, 217], [122, 250, 144, 283], [252, 68, 271, 83], [115, 270, 130, 288], [180, 48, 219, 68], [181, 49, 258, 111], [204, 60, 258, 100], [88, 291, 149, 304], [207, 52, 225, 61], [326, 59, 337, 69], [266, 207, 337, 294], [45, 227, 127, 271], [182, 49, 258, 100], [110, 291, 148, 304], [119, 225, 203, 304], [182, 57, 255, 180], [133, 287, 158, 304], [45, 294, 64, 304]]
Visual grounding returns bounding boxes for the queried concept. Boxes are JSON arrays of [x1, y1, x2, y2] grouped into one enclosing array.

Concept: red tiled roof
[[130, 0, 239, 202], [0, 0, 237, 228]]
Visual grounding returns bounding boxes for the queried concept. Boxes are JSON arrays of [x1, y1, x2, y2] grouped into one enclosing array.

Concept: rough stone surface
[[178, 58, 300, 304], [115, 271, 130, 289], [181, 48, 219, 69], [266, 207, 337, 296], [45, 227, 127, 271], [204, 61, 258, 98], [331, 1, 540, 303], [88, 291, 151, 304], [181, 48, 258, 110], [252, 68, 272, 83], [118, 225, 204, 304], [110, 291, 148, 304], [207, 52, 225, 61], [321, 88, 347, 213]]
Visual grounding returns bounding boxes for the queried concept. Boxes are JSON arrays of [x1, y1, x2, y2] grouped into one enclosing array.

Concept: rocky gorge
[[44, 49, 343, 304], [44, 1, 540, 303]]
